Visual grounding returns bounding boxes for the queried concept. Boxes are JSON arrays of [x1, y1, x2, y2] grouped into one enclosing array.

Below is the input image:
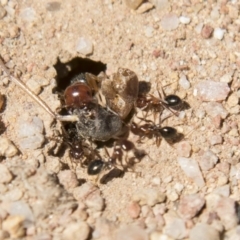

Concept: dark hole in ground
[[53, 57, 107, 93]]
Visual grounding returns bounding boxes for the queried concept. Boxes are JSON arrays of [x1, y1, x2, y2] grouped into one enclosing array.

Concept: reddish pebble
[[128, 201, 141, 219], [201, 25, 214, 39]]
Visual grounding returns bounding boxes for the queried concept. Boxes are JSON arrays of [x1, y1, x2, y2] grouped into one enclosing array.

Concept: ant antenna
[[0, 57, 79, 122]]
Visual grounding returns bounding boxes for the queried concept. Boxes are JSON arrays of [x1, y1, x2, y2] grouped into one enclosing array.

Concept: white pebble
[[177, 157, 205, 188], [20, 7, 37, 22], [179, 74, 191, 89], [195, 23, 203, 34], [174, 183, 184, 193], [189, 223, 220, 240], [164, 218, 186, 239], [204, 102, 228, 119], [8, 201, 34, 226], [144, 26, 154, 38], [179, 16, 191, 24], [26, 79, 42, 95], [167, 190, 179, 202], [161, 13, 179, 31], [76, 37, 93, 55], [194, 80, 230, 101], [213, 28, 225, 40], [213, 184, 230, 197], [0, 164, 12, 183], [198, 150, 218, 171], [0, 137, 18, 157], [16, 115, 44, 150]]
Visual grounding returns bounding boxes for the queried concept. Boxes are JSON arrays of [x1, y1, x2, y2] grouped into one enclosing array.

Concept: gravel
[[1, 0, 240, 239]]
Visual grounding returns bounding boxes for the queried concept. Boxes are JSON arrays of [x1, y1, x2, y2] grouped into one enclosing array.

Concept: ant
[[130, 119, 181, 146], [136, 84, 184, 119], [87, 139, 145, 180]]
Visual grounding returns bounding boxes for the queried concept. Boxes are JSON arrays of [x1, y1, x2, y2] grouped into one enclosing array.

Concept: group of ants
[[61, 68, 186, 182], [0, 59, 186, 183]]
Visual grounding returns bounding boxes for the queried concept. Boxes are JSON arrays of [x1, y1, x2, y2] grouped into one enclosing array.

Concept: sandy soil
[[0, 0, 240, 239]]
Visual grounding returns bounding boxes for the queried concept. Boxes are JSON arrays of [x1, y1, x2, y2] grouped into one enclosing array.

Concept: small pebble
[[132, 188, 166, 206], [204, 102, 228, 119], [209, 135, 222, 145], [0, 137, 18, 157], [217, 175, 228, 186], [167, 190, 179, 202], [114, 224, 148, 240], [176, 141, 191, 157], [124, 0, 144, 10], [76, 37, 93, 55], [128, 201, 141, 219], [220, 73, 233, 83], [8, 201, 34, 226], [177, 157, 205, 187], [201, 25, 214, 39], [179, 74, 191, 89], [58, 170, 79, 190], [227, 93, 239, 107], [213, 184, 230, 197], [198, 150, 218, 171], [26, 78, 42, 95], [179, 16, 191, 24], [216, 197, 238, 230], [178, 194, 205, 220], [174, 183, 184, 193], [151, 177, 161, 185], [3, 188, 23, 201], [164, 218, 186, 239], [136, 2, 154, 14], [62, 221, 90, 240], [20, 7, 37, 22], [161, 13, 179, 31], [213, 28, 225, 40], [46, 1, 61, 11], [195, 23, 203, 34], [16, 115, 44, 150], [189, 223, 220, 240], [45, 157, 61, 174], [194, 81, 230, 102], [2, 215, 25, 238], [73, 183, 104, 211], [144, 26, 154, 38], [0, 164, 13, 183]]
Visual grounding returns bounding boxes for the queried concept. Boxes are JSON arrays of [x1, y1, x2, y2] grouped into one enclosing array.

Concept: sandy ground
[[0, 0, 240, 239]]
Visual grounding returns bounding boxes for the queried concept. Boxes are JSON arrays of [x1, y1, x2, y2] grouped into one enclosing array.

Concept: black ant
[[130, 120, 181, 146], [87, 139, 145, 179]]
